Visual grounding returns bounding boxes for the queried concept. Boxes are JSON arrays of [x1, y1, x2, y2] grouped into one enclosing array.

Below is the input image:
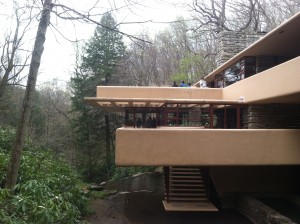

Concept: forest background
[[0, 0, 299, 223]]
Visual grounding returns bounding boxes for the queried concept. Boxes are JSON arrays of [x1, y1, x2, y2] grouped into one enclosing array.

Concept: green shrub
[[90, 190, 111, 199], [0, 152, 9, 185], [0, 128, 88, 223], [0, 128, 15, 152], [14, 180, 82, 223]]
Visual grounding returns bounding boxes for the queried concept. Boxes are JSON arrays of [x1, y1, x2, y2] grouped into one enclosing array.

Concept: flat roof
[[203, 11, 300, 82]]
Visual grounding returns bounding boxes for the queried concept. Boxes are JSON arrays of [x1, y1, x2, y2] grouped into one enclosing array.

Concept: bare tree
[[0, 2, 33, 100], [190, 0, 300, 33], [259, 0, 300, 30], [125, 19, 216, 86], [5, 0, 54, 189], [126, 33, 160, 86], [190, 0, 263, 32], [38, 81, 75, 160]]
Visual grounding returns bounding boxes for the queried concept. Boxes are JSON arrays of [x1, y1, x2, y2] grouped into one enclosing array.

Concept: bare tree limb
[[5, 0, 54, 189], [51, 3, 152, 44]]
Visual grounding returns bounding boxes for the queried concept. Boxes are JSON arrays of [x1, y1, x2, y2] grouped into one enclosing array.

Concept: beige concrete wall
[[97, 86, 223, 100], [115, 128, 300, 166], [223, 56, 300, 103]]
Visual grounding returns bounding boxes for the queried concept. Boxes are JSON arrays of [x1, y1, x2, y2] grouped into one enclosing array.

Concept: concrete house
[[86, 12, 300, 212]]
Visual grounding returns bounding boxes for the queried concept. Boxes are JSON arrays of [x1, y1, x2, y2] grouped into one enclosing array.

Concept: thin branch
[[6, 83, 27, 87], [52, 3, 152, 44], [49, 22, 81, 43]]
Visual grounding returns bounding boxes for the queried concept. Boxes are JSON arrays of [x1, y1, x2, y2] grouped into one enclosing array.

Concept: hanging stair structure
[[163, 166, 218, 212]]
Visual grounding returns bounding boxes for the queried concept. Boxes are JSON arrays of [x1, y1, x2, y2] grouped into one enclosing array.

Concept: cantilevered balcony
[[115, 128, 300, 166], [84, 56, 300, 168], [85, 56, 300, 108]]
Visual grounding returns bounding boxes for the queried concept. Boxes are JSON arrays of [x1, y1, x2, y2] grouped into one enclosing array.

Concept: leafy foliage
[[71, 12, 125, 182], [0, 87, 47, 144], [0, 128, 16, 152], [89, 190, 111, 199], [0, 128, 88, 223], [170, 73, 189, 84], [82, 13, 126, 83]]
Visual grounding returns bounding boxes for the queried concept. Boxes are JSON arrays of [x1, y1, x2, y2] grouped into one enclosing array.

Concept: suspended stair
[[163, 166, 218, 211]]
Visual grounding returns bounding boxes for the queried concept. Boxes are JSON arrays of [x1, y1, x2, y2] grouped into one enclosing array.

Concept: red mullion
[[209, 104, 214, 129]]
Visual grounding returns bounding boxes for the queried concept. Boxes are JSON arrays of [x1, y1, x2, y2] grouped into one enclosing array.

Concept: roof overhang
[[85, 56, 300, 111], [84, 87, 239, 112], [222, 56, 300, 104], [202, 11, 300, 83]]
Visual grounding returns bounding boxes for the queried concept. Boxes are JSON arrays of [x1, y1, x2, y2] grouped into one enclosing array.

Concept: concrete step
[[169, 183, 205, 187], [169, 179, 203, 183], [168, 192, 207, 197], [168, 197, 209, 201], [169, 188, 206, 192], [169, 174, 202, 179], [170, 167, 200, 171], [163, 200, 218, 212], [170, 171, 201, 175]]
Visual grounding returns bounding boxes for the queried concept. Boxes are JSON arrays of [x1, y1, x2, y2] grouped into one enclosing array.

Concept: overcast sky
[[36, 0, 192, 87]]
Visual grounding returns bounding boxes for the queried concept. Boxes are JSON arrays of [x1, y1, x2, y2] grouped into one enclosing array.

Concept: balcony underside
[[115, 128, 300, 166]]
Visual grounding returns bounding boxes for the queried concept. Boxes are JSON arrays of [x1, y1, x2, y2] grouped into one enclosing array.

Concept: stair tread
[[169, 183, 205, 187], [170, 179, 203, 183], [168, 193, 207, 196], [171, 168, 200, 171], [170, 171, 201, 175], [171, 166, 199, 169], [169, 188, 206, 191], [168, 197, 208, 201], [170, 175, 202, 179], [163, 200, 218, 212]]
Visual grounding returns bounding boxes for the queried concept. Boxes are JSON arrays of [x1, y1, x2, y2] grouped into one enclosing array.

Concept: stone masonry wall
[[242, 104, 300, 129], [216, 31, 265, 67]]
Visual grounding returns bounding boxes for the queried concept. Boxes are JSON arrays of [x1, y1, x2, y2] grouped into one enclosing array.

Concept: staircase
[[163, 166, 218, 211]]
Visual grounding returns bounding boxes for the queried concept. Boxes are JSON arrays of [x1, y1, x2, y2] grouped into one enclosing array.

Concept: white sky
[[35, 0, 192, 87]]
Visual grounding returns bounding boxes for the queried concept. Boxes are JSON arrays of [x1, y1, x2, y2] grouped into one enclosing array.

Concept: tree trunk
[[0, 68, 11, 101], [5, 0, 53, 189], [104, 75, 112, 177], [105, 112, 111, 170]]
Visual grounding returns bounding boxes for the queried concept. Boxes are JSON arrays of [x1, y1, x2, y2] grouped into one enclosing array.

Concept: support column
[[210, 104, 214, 129], [224, 105, 227, 128], [163, 166, 170, 202], [176, 104, 179, 126], [133, 108, 136, 128], [237, 105, 241, 129]]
